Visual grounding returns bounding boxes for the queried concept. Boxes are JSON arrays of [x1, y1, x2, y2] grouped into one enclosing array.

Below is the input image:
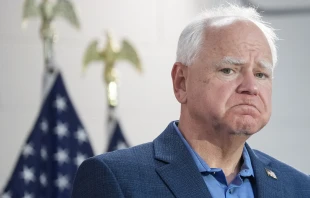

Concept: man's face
[[185, 20, 273, 135]]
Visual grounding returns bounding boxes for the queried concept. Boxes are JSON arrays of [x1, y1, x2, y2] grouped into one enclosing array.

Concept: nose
[[236, 71, 259, 95]]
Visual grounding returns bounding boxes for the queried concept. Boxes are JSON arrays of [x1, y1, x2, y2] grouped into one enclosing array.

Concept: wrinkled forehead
[[205, 17, 261, 38], [200, 19, 273, 67], [201, 19, 268, 49]]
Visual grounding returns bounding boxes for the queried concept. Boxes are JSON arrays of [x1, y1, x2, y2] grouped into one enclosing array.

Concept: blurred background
[[1, 0, 310, 192]]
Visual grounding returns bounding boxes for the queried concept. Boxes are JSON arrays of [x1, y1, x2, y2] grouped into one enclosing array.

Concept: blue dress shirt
[[173, 121, 255, 198]]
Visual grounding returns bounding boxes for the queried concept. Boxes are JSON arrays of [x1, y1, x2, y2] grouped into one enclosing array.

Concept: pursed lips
[[234, 103, 260, 113]]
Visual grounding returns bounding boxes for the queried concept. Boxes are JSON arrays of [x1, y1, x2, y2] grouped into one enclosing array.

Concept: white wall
[[1, 0, 310, 189]]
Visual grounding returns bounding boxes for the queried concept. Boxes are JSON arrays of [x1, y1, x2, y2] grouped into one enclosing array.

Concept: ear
[[171, 62, 188, 104]]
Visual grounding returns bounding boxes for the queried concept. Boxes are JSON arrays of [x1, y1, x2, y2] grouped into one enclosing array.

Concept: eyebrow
[[219, 56, 246, 65], [258, 60, 273, 72], [217, 56, 274, 72]]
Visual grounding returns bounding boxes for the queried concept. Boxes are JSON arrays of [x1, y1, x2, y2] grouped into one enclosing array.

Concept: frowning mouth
[[238, 103, 257, 108], [233, 103, 260, 114]]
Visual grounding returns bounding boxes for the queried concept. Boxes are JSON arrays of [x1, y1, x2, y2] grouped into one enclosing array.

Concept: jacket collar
[[153, 122, 212, 198], [246, 143, 284, 198]]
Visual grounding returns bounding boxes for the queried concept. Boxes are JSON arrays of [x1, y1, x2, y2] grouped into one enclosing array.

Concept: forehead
[[201, 20, 272, 62]]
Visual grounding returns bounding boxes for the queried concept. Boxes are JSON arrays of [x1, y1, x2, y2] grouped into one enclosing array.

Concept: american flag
[[106, 120, 130, 152], [1, 71, 94, 198]]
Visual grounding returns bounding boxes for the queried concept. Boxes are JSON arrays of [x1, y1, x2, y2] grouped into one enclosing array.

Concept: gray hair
[[176, 4, 278, 68]]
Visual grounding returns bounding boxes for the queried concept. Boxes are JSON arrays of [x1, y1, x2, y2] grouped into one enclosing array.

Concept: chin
[[229, 129, 257, 136], [228, 116, 265, 136]]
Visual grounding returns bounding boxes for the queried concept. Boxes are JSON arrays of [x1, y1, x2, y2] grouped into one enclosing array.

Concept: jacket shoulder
[[90, 142, 157, 177], [95, 142, 154, 165], [72, 142, 155, 197]]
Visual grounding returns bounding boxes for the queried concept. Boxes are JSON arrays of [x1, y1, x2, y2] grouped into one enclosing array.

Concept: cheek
[[187, 72, 237, 114], [260, 84, 272, 112], [216, 82, 239, 104], [207, 82, 236, 114]]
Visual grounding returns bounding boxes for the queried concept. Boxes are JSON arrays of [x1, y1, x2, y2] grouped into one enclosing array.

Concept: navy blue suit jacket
[[71, 122, 310, 197]]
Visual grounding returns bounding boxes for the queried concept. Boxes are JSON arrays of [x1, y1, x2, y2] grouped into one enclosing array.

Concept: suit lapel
[[153, 122, 212, 198], [246, 144, 284, 198]]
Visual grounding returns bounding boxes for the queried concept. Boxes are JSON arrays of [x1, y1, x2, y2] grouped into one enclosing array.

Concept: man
[[72, 5, 310, 198]]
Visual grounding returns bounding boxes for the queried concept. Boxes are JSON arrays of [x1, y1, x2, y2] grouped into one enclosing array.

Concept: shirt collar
[[173, 121, 254, 177]]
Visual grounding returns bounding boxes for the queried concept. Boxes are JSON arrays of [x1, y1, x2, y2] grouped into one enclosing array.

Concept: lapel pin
[[265, 168, 277, 179]]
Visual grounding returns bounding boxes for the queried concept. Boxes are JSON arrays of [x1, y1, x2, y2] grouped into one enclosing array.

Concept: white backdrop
[[1, 0, 310, 189]]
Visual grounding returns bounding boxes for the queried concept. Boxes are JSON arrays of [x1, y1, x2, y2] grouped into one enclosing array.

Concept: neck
[[189, 138, 244, 184], [178, 117, 249, 184]]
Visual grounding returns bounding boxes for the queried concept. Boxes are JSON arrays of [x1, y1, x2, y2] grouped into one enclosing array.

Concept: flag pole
[[39, 1, 58, 98], [82, 31, 142, 151], [22, 0, 81, 96]]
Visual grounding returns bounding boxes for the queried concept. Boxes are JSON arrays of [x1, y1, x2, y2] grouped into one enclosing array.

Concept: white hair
[[176, 4, 278, 68]]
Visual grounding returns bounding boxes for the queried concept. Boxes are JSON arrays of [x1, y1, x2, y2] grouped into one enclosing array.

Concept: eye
[[255, 72, 269, 79], [220, 68, 234, 75]]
